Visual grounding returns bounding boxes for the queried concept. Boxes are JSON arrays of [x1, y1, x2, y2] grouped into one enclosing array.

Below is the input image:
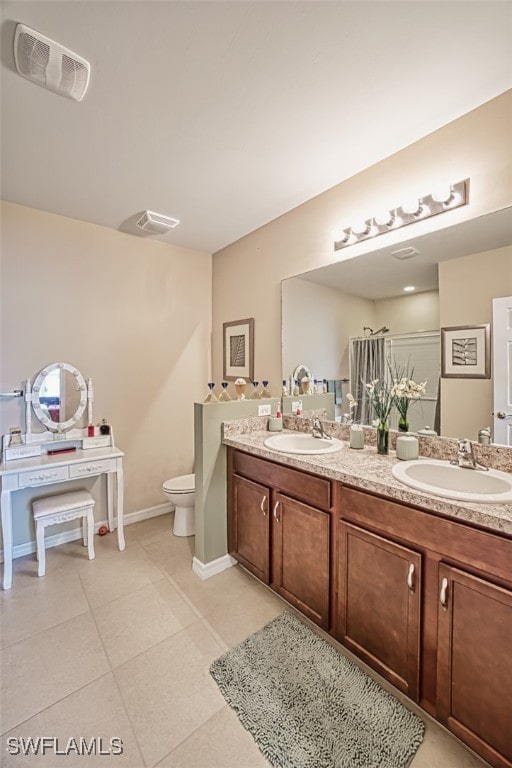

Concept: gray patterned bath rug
[[210, 612, 425, 768]]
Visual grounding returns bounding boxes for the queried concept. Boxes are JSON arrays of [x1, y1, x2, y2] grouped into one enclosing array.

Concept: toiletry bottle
[[87, 423, 95, 437]]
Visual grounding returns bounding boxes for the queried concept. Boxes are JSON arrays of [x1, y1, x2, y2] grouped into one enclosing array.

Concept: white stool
[[32, 490, 95, 577]]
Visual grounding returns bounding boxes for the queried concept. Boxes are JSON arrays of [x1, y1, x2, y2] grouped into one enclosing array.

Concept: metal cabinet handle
[[440, 577, 449, 608], [273, 500, 280, 522], [407, 563, 415, 592], [260, 495, 267, 516]]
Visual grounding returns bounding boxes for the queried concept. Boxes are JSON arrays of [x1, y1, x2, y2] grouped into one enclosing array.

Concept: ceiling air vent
[[390, 246, 420, 260], [136, 211, 180, 235], [14, 24, 90, 102]]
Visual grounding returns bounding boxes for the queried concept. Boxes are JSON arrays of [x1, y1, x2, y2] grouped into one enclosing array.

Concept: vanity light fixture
[[334, 179, 468, 251], [403, 285, 416, 292]]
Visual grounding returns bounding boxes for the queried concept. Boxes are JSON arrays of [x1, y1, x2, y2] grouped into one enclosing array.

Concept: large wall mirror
[[282, 207, 512, 443]]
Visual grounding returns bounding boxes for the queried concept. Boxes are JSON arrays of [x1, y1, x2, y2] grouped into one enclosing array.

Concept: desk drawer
[[18, 466, 69, 488], [69, 459, 116, 478]]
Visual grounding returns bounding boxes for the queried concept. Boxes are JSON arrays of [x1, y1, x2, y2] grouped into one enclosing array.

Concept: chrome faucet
[[451, 438, 488, 471], [312, 417, 331, 440]]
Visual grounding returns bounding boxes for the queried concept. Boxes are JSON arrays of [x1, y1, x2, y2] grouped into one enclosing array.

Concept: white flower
[[346, 392, 357, 410]]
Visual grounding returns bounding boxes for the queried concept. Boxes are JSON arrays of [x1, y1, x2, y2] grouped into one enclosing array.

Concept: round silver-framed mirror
[[32, 362, 87, 432]]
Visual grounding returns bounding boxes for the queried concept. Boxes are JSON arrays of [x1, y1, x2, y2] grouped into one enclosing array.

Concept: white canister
[[349, 425, 364, 449], [396, 434, 419, 461]]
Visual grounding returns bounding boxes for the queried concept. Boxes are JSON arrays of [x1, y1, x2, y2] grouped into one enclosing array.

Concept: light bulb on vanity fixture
[[401, 198, 430, 218], [403, 285, 416, 293], [374, 210, 397, 228], [351, 220, 372, 236]]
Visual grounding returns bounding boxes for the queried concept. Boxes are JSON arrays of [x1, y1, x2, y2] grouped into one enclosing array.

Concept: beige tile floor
[[0, 513, 492, 767]]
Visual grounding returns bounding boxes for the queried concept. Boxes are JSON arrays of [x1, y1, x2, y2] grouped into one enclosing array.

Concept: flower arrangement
[[390, 368, 427, 432]]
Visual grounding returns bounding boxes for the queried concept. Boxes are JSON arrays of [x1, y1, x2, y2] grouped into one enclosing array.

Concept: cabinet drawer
[[69, 459, 116, 478], [233, 450, 331, 509], [18, 465, 69, 488]]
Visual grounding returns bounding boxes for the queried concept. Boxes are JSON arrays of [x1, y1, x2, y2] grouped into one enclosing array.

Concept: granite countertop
[[222, 426, 512, 537]]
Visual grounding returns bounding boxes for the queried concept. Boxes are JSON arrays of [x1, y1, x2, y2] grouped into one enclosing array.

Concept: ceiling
[[1, 1, 511, 254]]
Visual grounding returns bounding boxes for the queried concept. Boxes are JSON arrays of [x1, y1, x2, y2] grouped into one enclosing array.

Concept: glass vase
[[377, 420, 389, 455], [398, 415, 409, 433]]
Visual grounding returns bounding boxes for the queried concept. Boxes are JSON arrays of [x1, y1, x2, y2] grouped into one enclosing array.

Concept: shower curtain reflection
[[350, 337, 385, 425]]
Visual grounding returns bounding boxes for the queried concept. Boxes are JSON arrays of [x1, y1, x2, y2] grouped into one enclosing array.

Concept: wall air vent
[[136, 210, 180, 235], [14, 24, 90, 102]]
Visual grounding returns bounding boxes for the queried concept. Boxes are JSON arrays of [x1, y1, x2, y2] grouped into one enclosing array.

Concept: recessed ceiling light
[[403, 285, 416, 292]]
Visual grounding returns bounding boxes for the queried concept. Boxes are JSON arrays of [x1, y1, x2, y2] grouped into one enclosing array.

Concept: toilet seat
[[163, 474, 194, 494]]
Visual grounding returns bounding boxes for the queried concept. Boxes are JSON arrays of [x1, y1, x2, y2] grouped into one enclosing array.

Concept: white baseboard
[[192, 553, 237, 580], [0, 502, 173, 563]]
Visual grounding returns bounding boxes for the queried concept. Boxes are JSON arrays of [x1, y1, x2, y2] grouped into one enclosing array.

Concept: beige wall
[[374, 291, 439, 336], [212, 91, 512, 390], [439, 245, 512, 440], [282, 278, 374, 382], [0, 201, 212, 547]]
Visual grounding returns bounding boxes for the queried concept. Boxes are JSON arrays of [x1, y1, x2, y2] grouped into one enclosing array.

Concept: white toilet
[[162, 474, 195, 536]]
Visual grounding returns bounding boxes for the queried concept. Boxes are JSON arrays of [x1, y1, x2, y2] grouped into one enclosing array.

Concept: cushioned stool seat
[[32, 490, 95, 577]]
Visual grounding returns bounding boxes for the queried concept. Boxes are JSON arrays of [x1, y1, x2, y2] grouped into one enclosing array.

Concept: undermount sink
[[264, 432, 344, 455], [392, 459, 512, 504]]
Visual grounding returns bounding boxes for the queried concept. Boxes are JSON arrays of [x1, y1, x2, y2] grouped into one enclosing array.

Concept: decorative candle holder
[[349, 425, 364, 449], [249, 381, 261, 399], [204, 382, 217, 403], [218, 382, 231, 402], [261, 380, 271, 398]]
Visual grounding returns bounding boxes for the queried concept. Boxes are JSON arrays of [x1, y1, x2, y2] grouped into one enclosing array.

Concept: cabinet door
[[437, 564, 512, 768], [271, 493, 330, 629], [231, 475, 270, 584], [337, 521, 422, 700]]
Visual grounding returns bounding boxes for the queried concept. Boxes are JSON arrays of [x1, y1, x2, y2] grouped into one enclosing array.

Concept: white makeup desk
[[0, 444, 124, 590]]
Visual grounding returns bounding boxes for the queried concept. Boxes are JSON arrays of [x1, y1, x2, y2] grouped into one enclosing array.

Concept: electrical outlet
[[258, 404, 271, 416]]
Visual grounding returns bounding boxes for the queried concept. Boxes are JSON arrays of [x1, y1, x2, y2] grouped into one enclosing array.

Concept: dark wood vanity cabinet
[[337, 521, 422, 701], [340, 485, 512, 768], [228, 449, 333, 629], [227, 449, 512, 768]]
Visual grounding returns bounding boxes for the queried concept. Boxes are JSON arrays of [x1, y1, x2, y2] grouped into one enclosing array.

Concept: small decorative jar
[[396, 434, 419, 461]]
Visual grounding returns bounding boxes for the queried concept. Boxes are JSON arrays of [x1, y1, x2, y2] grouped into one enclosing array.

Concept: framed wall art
[[223, 318, 254, 381], [441, 324, 490, 378]]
